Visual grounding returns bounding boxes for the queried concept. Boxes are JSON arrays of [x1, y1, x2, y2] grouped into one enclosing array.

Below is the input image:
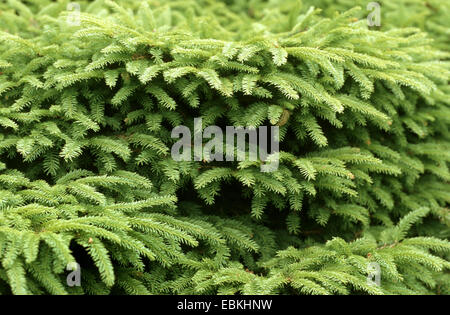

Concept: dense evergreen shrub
[[0, 0, 448, 295]]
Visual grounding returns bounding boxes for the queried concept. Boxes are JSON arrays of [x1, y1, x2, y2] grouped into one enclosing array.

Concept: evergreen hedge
[[0, 0, 448, 295]]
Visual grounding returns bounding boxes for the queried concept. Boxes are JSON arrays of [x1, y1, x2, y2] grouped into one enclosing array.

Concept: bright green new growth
[[0, 0, 448, 295]]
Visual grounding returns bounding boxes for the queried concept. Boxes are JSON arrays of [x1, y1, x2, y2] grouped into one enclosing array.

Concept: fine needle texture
[[0, 0, 448, 295]]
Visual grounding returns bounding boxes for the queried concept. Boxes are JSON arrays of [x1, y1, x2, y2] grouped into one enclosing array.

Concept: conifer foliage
[[0, 0, 448, 295]]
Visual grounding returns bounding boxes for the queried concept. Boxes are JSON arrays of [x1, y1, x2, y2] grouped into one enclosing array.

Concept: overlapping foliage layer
[[0, 0, 448, 295]]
